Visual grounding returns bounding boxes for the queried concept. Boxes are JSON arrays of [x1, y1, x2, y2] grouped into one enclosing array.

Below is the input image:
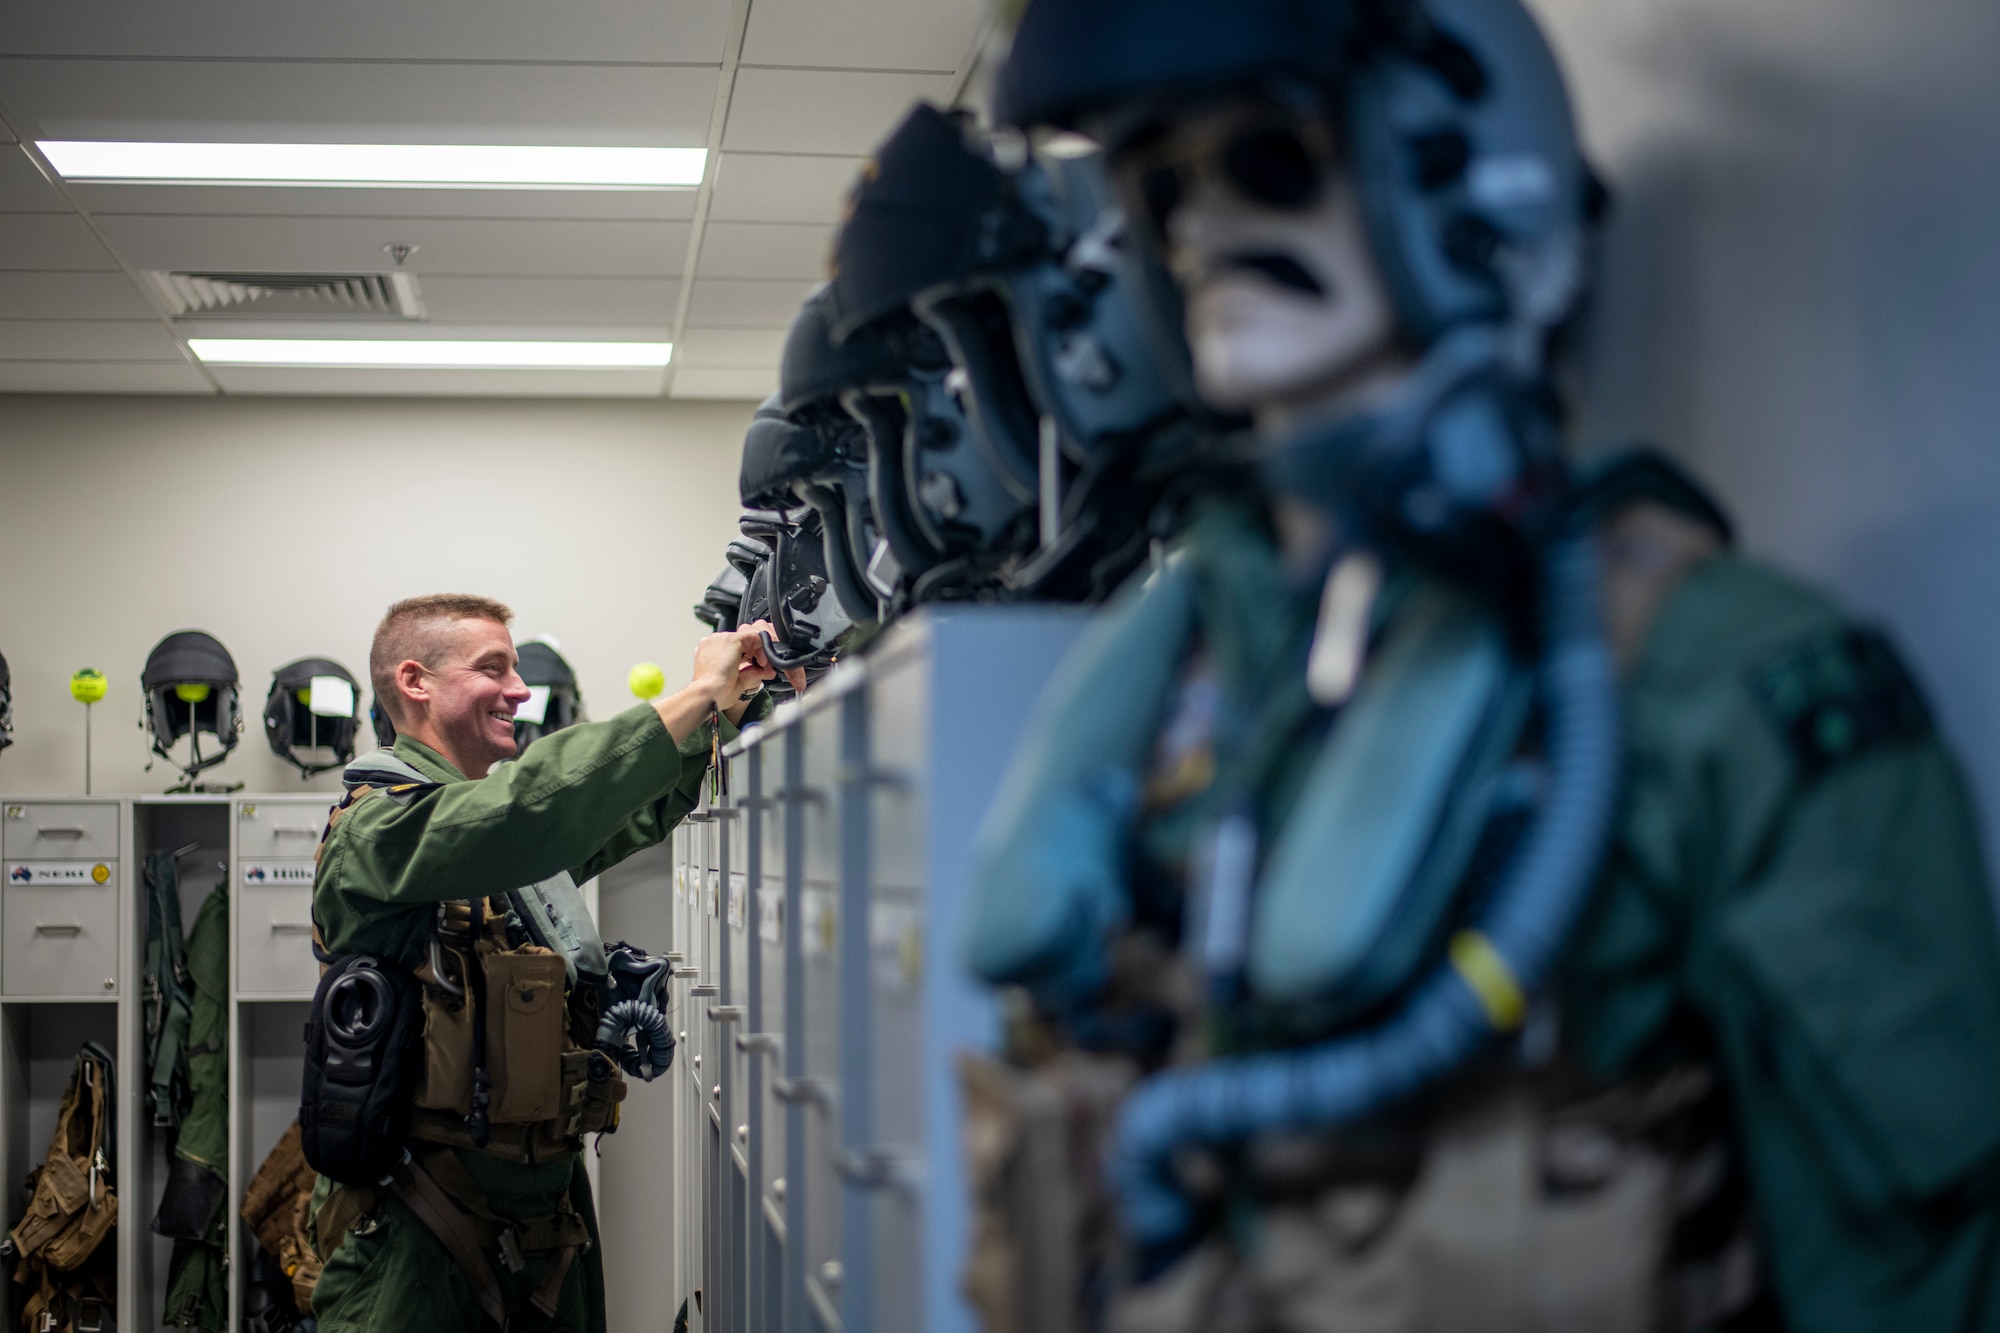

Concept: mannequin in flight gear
[[307, 594, 778, 1333], [965, 0, 2000, 1328]]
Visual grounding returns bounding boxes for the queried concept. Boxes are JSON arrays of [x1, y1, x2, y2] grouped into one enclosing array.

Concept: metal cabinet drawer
[[3, 862, 119, 996], [237, 860, 318, 996], [236, 801, 334, 860], [1, 803, 119, 862]]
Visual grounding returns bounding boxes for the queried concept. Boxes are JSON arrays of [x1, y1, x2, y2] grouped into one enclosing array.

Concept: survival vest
[[143, 849, 194, 1128], [240, 1121, 322, 1317], [5, 1043, 117, 1333]]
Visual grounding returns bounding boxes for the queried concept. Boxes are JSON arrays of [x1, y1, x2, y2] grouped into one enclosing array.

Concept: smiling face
[[394, 616, 533, 776], [1117, 101, 1410, 420]]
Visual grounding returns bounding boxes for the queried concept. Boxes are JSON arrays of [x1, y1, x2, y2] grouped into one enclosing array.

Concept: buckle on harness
[[497, 1227, 525, 1274]]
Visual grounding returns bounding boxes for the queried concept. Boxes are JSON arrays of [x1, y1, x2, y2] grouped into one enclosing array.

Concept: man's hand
[[653, 623, 778, 743]]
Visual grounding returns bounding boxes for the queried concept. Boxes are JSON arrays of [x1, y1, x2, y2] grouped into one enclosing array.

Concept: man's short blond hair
[[370, 593, 514, 726]]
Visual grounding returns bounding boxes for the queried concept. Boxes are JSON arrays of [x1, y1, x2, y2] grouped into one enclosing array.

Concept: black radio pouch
[[300, 954, 423, 1186]]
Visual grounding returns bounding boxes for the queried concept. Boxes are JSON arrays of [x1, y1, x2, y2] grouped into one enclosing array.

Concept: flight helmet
[[261, 657, 362, 777]]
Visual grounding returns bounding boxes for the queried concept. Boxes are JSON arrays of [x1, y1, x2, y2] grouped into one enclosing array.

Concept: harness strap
[[390, 1156, 510, 1329]]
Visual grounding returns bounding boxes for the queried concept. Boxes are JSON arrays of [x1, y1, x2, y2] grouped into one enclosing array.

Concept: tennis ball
[[628, 662, 667, 700], [69, 668, 106, 704], [174, 682, 211, 703]]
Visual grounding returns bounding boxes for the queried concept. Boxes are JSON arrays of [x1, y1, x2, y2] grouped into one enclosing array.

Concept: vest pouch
[[485, 946, 566, 1124], [415, 947, 475, 1114]]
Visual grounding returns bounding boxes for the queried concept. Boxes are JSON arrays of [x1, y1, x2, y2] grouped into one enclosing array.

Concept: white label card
[[5, 862, 113, 887]]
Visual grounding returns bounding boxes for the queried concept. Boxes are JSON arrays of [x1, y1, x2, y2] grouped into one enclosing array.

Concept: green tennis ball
[[174, 682, 211, 703], [69, 669, 106, 704], [628, 662, 666, 700]]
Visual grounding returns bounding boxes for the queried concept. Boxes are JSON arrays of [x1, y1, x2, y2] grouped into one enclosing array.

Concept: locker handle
[[34, 923, 82, 937], [834, 1146, 922, 1192], [709, 807, 742, 822], [775, 785, 828, 808], [685, 812, 716, 825], [34, 827, 86, 838], [772, 1075, 832, 1109], [705, 1006, 743, 1023], [840, 763, 912, 792], [689, 984, 720, 997], [270, 825, 320, 837], [735, 1032, 781, 1056], [270, 922, 315, 934]]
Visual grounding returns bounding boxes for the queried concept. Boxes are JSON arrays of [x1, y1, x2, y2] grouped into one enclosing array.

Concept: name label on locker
[[802, 890, 835, 958], [5, 861, 113, 887], [243, 862, 315, 885], [758, 889, 783, 946], [727, 878, 745, 931]]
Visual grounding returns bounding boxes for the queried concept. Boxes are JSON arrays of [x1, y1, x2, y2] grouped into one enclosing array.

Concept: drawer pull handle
[[35, 828, 86, 838], [705, 1006, 743, 1023], [34, 923, 83, 937], [271, 826, 320, 837], [270, 922, 315, 934]]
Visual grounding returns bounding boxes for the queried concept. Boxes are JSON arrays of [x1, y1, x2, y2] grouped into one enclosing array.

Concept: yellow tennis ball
[[627, 662, 667, 700], [69, 668, 106, 704], [174, 682, 211, 703], [296, 688, 313, 705]]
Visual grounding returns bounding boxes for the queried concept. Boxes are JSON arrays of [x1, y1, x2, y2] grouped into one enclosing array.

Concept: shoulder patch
[[1747, 627, 1931, 778]]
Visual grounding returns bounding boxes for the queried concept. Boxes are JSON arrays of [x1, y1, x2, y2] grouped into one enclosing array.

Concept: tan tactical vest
[[7, 1045, 117, 1333]]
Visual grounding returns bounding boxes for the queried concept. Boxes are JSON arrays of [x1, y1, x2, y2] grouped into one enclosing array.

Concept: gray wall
[[1534, 0, 2000, 853], [0, 393, 754, 795]]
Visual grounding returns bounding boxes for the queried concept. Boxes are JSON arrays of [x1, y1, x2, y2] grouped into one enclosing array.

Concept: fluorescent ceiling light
[[38, 141, 705, 190], [187, 339, 673, 368]]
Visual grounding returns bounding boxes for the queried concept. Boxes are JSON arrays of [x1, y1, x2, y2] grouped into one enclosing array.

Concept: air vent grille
[[148, 270, 425, 320]]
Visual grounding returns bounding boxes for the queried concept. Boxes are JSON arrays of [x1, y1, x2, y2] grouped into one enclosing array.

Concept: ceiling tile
[[742, 0, 984, 71], [708, 153, 864, 224], [0, 361, 211, 393], [722, 69, 953, 155], [0, 59, 716, 146], [0, 319, 181, 360], [0, 214, 119, 269], [672, 365, 778, 400], [0, 145, 68, 211], [69, 182, 698, 222], [0, 271, 157, 318], [676, 327, 787, 366], [0, 0, 730, 63], [415, 276, 681, 325], [92, 214, 691, 277], [696, 221, 831, 281], [206, 365, 668, 397], [685, 278, 819, 327]]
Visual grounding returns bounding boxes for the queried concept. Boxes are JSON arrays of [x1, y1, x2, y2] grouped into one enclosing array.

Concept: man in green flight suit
[[309, 592, 778, 1333]]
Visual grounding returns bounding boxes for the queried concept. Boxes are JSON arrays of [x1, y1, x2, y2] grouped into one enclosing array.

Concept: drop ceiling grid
[[0, 0, 991, 397]]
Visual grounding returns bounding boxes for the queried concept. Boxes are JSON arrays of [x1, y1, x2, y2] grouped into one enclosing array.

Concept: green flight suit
[[310, 700, 754, 1333], [164, 883, 230, 1331], [1563, 554, 2000, 1330]]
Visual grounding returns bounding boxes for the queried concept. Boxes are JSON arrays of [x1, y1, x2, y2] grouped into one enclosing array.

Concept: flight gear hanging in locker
[[141, 631, 244, 793], [0, 649, 14, 751], [143, 850, 195, 1129], [262, 657, 362, 778], [4, 1043, 116, 1333], [513, 641, 583, 753], [239, 1122, 322, 1321], [156, 882, 229, 1333]]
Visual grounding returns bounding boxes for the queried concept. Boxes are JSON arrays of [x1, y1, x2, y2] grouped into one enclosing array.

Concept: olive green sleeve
[[570, 687, 777, 881], [323, 702, 689, 906]]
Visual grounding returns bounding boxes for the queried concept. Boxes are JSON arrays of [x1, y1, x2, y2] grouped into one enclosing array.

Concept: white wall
[[0, 393, 755, 796], [1533, 0, 2000, 853]]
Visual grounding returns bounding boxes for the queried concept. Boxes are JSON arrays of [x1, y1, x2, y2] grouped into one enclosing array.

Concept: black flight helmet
[[513, 641, 583, 752], [262, 657, 362, 778], [0, 650, 12, 751], [693, 560, 749, 632], [142, 630, 242, 787]]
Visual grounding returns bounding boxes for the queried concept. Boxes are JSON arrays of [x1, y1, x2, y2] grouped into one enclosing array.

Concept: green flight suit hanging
[[156, 882, 229, 1332]]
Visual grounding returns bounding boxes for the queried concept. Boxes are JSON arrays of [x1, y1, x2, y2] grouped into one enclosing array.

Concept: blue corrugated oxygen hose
[[1109, 534, 1620, 1251]]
